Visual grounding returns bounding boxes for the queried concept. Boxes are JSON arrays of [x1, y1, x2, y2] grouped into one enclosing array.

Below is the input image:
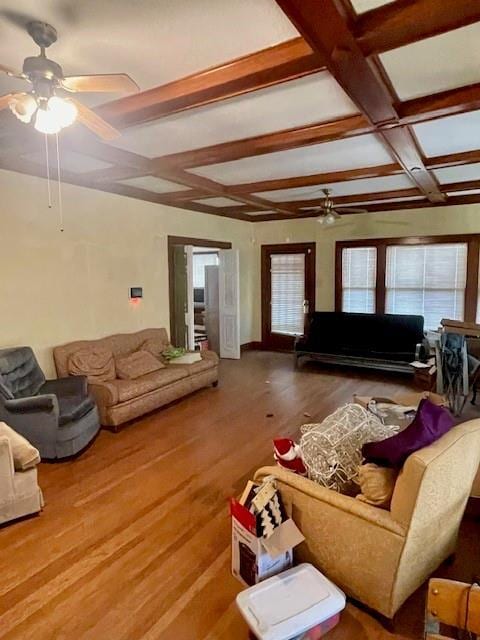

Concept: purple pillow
[[362, 399, 454, 468]]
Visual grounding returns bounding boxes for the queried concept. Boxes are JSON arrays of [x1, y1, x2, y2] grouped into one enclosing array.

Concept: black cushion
[[299, 312, 424, 363]]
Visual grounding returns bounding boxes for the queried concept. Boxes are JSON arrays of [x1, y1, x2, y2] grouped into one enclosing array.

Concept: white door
[[185, 245, 195, 351], [204, 265, 220, 354], [219, 249, 240, 359]]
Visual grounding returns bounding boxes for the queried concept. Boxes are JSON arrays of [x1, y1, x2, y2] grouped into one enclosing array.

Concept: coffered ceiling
[[1, 0, 480, 222]]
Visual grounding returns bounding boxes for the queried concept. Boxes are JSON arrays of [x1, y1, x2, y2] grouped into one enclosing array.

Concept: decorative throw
[[273, 438, 307, 475], [356, 463, 397, 509], [68, 347, 115, 383], [0, 422, 40, 470], [362, 398, 454, 468], [300, 404, 400, 492], [115, 350, 164, 380]]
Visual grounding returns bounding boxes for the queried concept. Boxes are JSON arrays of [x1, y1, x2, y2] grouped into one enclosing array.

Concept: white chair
[[0, 434, 43, 525]]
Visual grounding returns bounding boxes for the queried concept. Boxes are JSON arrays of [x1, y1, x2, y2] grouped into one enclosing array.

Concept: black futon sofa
[[295, 312, 428, 373]]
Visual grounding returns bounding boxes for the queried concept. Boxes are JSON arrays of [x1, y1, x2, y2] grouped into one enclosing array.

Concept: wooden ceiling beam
[[155, 114, 371, 169], [96, 38, 325, 128], [426, 150, 480, 170], [271, 187, 422, 210], [230, 162, 402, 194], [275, 0, 446, 204], [441, 180, 480, 194], [400, 82, 480, 125], [151, 167, 298, 215], [355, 0, 480, 56]]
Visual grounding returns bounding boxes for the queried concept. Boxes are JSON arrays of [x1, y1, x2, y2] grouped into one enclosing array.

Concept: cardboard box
[[354, 391, 447, 410], [231, 498, 295, 587]]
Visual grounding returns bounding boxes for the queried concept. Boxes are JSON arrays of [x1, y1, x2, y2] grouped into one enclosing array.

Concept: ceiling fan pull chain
[[44, 133, 52, 209], [55, 132, 64, 233]]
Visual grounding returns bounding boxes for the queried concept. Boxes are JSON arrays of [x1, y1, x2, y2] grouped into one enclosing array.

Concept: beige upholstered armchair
[[0, 435, 43, 525], [255, 420, 480, 619]]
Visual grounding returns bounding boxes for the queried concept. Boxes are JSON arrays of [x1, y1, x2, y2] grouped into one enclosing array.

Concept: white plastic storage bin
[[236, 563, 346, 640]]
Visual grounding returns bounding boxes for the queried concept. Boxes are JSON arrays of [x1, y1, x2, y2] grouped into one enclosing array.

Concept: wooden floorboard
[[0, 351, 478, 639]]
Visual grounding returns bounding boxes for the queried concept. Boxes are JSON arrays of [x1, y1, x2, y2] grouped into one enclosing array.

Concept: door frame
[[168, 236, 232, 344], [261, 242, 316, 351]]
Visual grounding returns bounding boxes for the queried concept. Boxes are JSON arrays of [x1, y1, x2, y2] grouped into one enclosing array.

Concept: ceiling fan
[[0, 20, 139, 140], [311, 188, 368, 225]]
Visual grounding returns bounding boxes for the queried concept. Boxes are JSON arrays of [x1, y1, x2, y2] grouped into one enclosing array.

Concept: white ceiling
[[381, 23, 480, 100], [190, 133, 394, 184], [192, 196, 244, 208], [112, 72, 358, 157], [350, 0, 394, 14], [413, 110, 480, 158], [118, 175, 190, 193], [256, 174, 415, 201], [433, 163, 480, 185], [0, 0, 298, 103], [26, 149, 111, 173], [446, 189, 480, 197]]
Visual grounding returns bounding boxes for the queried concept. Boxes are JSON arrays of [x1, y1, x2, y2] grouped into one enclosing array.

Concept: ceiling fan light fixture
[[325, 212, 336, 225], [34, 105, 62, 134], [9, 93, 37, 123], [47, 96, 77, 128]]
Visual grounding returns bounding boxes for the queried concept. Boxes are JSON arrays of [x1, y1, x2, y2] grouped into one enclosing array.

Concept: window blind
[[342, 247, 376, 313], [386, 243, 467, 330], [271, 253, 305, 336], [192, 253, 219, 288]]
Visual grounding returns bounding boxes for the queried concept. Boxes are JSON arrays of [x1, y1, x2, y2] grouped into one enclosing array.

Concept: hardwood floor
[[0, 351, 478, 639]]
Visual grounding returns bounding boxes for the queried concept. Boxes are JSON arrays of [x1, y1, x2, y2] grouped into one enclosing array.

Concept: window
[[192, 252, 218, 288], [271, 253, 305, 335], [385, 243, 467, 330], [342, 247, 376, 313]]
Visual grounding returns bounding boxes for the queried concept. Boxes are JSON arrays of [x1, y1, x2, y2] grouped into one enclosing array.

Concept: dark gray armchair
[[0, 347, 100, 459]]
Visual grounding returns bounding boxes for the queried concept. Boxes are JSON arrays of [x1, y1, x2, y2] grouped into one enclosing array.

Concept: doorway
[[168, 236, 240, 358], [261, 243, 316, 350]]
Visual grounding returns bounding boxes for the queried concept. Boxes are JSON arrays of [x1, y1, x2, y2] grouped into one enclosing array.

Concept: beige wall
[[0, 169, 256, 376], [252, 204, 480, 340], [3, 163, 480, 375]]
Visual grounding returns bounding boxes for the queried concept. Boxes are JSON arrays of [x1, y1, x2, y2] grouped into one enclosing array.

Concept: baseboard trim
[[240, 341, 263, 352]]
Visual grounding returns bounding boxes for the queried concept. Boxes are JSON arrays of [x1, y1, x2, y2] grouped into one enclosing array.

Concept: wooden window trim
[[335, 234, 480, 323]]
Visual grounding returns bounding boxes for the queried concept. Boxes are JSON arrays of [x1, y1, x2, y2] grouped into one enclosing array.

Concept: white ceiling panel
[[193, 197, 245, 207], [247, 211, 276, 216], [447, 189, 480, 197], [112, 72, 358, 157], [27, 150, 111, 174], [350, 0, 394, 14], [118, 176, 190, 193], [0, 0, 298, 105], [413, 111, 480, 158], [433, 164, 480, 185], [380, 23, 480, 100], [191, 134, 394, 185], [257, 174, 416, 201]]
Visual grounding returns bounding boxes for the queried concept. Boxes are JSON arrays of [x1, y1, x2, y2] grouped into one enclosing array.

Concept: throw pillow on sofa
[[115, 350, 164, 380], [362, 398, 454, 468], [0, 422, 40, 470], [141, 337, 171, 362], [68, 347, 116, 383], [356, 463, 397, 509]]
